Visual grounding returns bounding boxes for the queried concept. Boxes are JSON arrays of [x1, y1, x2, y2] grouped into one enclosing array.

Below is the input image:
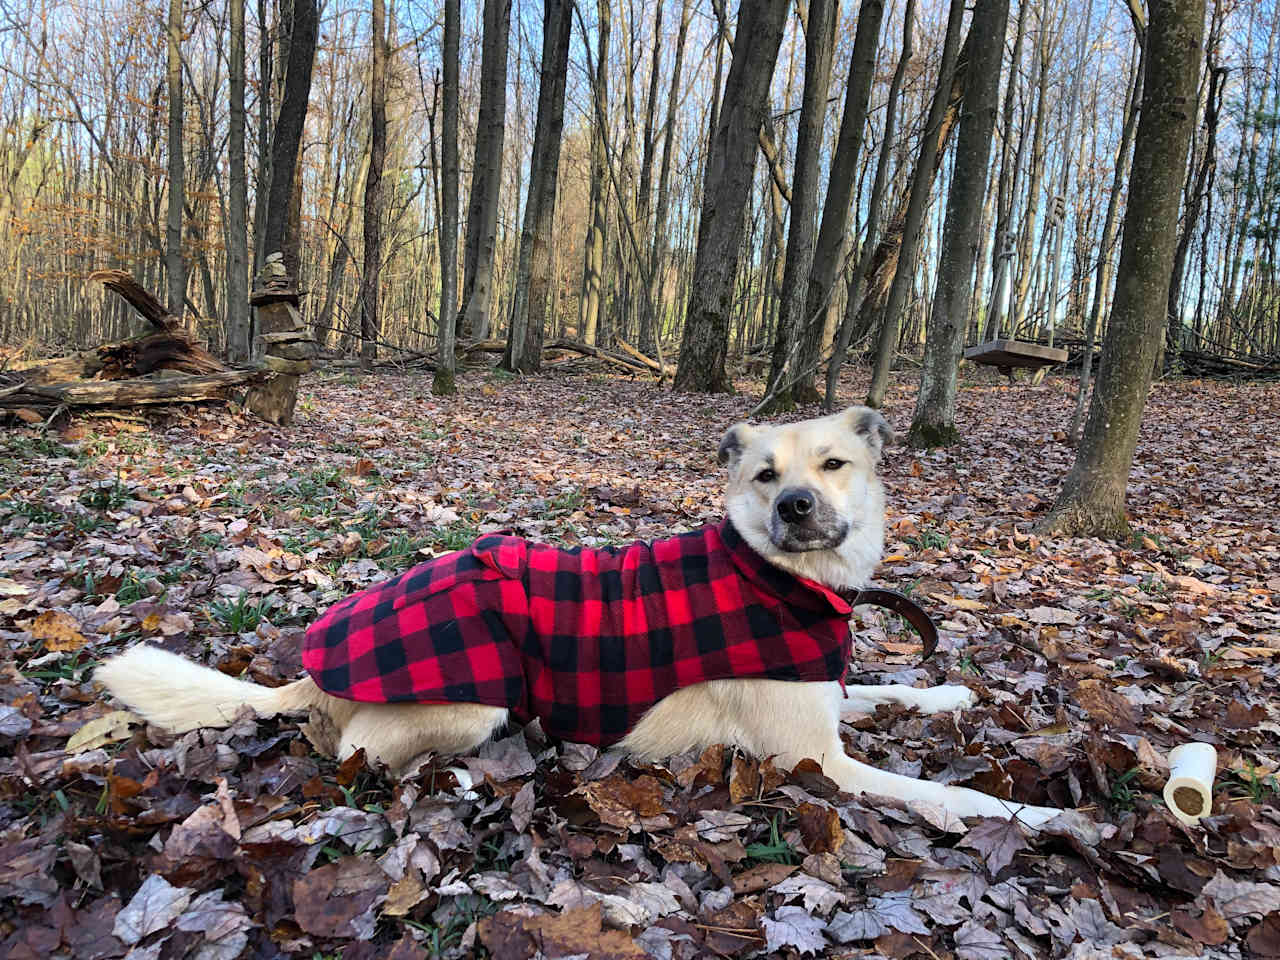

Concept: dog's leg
[[840, 683, 975, 717], [337, 702, 508, 776], [625, 679, 1060, 827]]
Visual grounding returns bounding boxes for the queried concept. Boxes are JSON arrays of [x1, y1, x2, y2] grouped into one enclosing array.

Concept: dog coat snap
[[303, 521, 857, 746]]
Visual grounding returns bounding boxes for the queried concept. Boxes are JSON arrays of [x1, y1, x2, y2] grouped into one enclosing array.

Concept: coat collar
[[715, 520, 854, 616]]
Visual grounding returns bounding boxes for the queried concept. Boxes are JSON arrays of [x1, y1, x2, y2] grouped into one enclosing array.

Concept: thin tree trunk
[[907, 0, 1009, 447], [673, 0, 789, 393], [262, 0, 317, 263], [1070, 33, 1145, 443], [796, 0, 885, 402], [360, 0, 387, 369], [635, 0, 664, 354], [502, 0, 572, 373], [1010, 7, 1052, 334], [578, 0, 610, 346], [165, 0, 185, 315], [252, 0, 272, 281], [763, 0, 838, 411], [1040, 0, 1205, 539], [433, 0, 460, 395], [866, 0, 966, 409], [825, 0, 915, 411], [459, 0, 511, 341], [226, 0, 250, 361]]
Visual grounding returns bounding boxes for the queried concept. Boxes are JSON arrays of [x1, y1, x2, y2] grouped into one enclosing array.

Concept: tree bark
[[433, 0, 460, 395], [1166, 59, 1225, 361], [647, 0, 693, 354], [825, 0, 914, 411], [360, 0, 387, 370], [502, 0, 572, 373], [459, 0, 511, 341], [578, 0, 610, 346], [907, 0, 1009, 447], [1040, 0, 1205, 539], [866, 0, 966, 409], [165, 0, 185, 315], [673, 0, 789, 393], [1010, 9, 1052, 335], [1070, 33, 1145, 442], [261, 0, 317, 269], [251, 0, 272, 281], [226, 0, 251, 362], [762, 0, 838, 411]]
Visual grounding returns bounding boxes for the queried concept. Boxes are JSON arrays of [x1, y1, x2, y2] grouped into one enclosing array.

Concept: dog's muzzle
[[771, 487, 847, 552]]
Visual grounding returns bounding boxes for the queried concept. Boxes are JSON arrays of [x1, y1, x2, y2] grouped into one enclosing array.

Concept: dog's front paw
[[920, 685, 977, 713]]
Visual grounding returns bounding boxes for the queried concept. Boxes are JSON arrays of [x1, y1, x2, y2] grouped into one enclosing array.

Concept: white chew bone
[[1163, 742, 1218, 826]]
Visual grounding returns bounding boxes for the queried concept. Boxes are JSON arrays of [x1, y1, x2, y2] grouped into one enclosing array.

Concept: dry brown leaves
[[0, 368, 1277, 957]]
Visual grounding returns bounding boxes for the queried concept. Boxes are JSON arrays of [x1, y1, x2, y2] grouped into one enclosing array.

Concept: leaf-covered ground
[[2, 366, 1279, 959]]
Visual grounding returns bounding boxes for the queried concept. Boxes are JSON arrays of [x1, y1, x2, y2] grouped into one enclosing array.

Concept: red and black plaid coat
[[302, 521, 856, 746]]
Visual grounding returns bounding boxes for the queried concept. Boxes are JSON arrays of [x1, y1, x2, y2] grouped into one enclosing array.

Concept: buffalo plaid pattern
[[302, 521, 856, 746]]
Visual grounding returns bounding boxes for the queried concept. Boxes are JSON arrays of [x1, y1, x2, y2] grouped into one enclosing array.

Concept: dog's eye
[[755, 468, 777, 484], [822, 458, 846, 471]]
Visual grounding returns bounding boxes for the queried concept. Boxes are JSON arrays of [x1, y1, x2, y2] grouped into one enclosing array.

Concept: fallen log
[[14, 331, 228, 385], [615, 337, 675, 377], [88, 269, 179, 330], [2, 369, 270, 412]]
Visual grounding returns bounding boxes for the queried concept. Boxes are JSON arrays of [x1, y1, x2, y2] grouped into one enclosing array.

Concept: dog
[[96, 407, 1062, 826]]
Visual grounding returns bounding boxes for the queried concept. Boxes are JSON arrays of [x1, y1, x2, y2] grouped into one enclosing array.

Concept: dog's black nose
[[776, 489, 815, 524]]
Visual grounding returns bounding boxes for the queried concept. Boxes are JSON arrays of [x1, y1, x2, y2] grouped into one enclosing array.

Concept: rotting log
[[615, 338, 675, 377], [244, 253, 315, 426], [14, 331, 227, 385], [89, 269, 179, 330], [1, 369, 270, 412]]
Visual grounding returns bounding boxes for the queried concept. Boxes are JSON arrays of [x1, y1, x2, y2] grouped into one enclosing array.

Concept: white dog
[[97, 407, 1062, 826]]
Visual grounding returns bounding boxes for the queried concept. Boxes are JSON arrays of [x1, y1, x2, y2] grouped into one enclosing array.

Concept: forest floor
[[2, 365, 1279, 960]]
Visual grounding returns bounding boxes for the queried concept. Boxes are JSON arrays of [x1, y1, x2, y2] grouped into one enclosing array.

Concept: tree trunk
[[1166, 60, 1225, 361], [825, 0, 914, 411], [866, 0, 966, 409], [578, 0, 610, 346], [433, 0, 460, 395], [459, 0, 511, 341], [907, 0, 1009, 447], [1070, 33, 1145, 443], [226, 0, 250, 362], [790, 0, 885, 402], [165, 0, 185, 315], [673, 0, 789, 393], [635, 1, 664, 354], [261, 0, 316, 266], [360, 0, 387, 370], [762, 0, 838, 411], [251, 0, 272, 282], [1040, 0, 1205, 539], [502, 0, 572, 373], [648, 0, 693, 354], [1010, 9, 1052, 335]]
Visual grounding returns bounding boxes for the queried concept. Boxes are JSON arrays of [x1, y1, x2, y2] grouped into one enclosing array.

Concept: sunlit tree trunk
[[762, 0, 837, 411], [908, 0, 1009, 447], [360, 0, 387, 370], [578, 0, 609, 346], [459, 0, 510, 341], [673, 0, 788, 393], [866, 0, 966, 409], [433, 0, 460, 395], [1040, 0, 1205, 539], [226, 0, 250, 361], [503, 0, 571, 373], [165, 0, 185, 315]]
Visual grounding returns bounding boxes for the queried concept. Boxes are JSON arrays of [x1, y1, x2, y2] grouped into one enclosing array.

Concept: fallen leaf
[[29, 610, 86, 650], [66, 710, 140, 753]]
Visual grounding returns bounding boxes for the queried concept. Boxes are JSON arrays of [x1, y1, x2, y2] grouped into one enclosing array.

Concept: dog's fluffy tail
[[95, 645, 324, 733]]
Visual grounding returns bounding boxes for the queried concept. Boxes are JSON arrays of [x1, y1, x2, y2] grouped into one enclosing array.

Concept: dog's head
[[718, 407, 890, 589]]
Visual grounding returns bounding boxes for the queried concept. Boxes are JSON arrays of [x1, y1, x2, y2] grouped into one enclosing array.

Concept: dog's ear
[[847, 407, 893, 461], [717, 423, 755, 467]]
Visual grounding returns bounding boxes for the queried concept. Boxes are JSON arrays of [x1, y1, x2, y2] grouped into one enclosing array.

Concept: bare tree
[[673, 0, 789, 392], [907, 0, 1009, 447], [578, 0, 610, 346], [225, 0, 250, 361], [503, 0, 572, 373], [1040, 0, 1206, 538], [165, 0, 185, 315], [434, 0, 460, 395], [866, 0, 967, 409], [458, 0, 511, 341], [763, 0, 838, 411], [360, 0, 388, 369]]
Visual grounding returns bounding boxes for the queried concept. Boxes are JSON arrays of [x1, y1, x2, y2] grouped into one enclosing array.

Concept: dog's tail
[[95, 645, 325, 733]]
